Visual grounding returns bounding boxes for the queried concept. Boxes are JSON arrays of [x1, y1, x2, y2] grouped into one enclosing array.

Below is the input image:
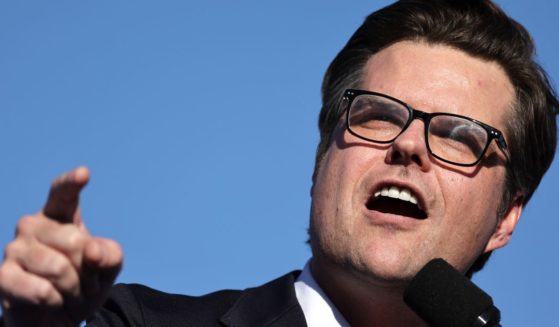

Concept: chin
[[358, 252, 481, 284], [343, 253, 421, 287]]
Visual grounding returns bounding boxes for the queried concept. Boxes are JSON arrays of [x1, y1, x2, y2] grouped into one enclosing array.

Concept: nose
[[385, 120, 432, 171]]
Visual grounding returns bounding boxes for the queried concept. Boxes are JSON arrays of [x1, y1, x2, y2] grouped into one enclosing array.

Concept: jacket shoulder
[[88, 283, 242, 326], [87, 270, 304, 327]]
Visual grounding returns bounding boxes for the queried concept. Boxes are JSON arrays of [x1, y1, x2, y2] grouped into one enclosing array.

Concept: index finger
[[42, 166, 90, 224]]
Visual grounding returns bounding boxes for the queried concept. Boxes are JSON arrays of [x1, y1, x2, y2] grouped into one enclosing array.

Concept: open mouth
[[366, 186, 427, 220]]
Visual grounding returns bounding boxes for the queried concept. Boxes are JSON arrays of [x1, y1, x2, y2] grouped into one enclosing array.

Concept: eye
[[349, 96, 408, 129], [429, 116, 488, 158]]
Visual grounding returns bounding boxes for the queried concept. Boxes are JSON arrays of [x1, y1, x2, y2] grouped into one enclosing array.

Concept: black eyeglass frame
[[343, 89, 511, 167]]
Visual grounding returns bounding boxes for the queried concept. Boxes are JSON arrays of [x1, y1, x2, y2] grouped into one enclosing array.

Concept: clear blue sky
[[0, 1, 557, 325]]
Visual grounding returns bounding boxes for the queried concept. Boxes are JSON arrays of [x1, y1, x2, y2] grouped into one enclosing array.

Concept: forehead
[[361, 41, 515, 130]]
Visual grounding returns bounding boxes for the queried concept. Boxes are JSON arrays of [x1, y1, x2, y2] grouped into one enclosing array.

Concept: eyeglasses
[[343, 89, 511, 167]]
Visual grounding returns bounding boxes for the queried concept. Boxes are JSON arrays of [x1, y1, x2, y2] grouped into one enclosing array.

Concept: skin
[[0, 167, 123, 327], [309, 41, 523, 326]]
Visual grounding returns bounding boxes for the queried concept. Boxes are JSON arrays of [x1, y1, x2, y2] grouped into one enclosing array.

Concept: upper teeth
[[374, 186, 420, 208]]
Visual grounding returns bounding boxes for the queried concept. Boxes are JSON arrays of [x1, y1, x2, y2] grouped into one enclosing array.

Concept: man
[[0, 0, 557, 326]]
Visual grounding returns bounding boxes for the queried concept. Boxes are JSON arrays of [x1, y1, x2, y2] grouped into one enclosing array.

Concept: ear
[[483, 194, 524, 253]]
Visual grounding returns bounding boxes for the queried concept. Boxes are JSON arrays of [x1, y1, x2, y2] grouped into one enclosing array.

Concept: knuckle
[[55, 267, 80, 296], [3, 241, 22, 259], [0, 262, 20, 295], [64, 228, 86, 250], [34, 282, 59, 306], [49, 255, 72, 277], [15, 215, 36, 235]]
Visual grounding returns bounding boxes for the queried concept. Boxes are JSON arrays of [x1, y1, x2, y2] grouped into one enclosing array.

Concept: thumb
[[62, 238, 123, 322], [81, 238, 123, 297], [43, 166, 90, 224]]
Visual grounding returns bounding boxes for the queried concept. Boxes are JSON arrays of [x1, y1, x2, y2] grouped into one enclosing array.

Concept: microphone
[[403, 258, 502, 327]]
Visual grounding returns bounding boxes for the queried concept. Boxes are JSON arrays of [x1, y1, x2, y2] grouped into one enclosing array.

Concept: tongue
[[367, 197, 427, 219]]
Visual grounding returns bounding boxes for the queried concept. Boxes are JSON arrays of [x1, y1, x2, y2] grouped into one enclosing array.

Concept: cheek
[[312, 148, 353, 221], [313, 134, 371, 204], [436, 169, 504, 265], [310, 143, 372, 241], [440, 165, 504, 219]]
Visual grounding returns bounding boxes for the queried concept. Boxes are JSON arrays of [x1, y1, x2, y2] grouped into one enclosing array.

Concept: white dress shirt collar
[[294, 259, 350, 327]]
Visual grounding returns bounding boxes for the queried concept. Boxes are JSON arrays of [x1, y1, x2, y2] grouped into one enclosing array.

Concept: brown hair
[[314, 0, 558, 276]]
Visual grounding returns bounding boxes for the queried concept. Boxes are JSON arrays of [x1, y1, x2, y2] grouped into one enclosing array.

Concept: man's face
[[310, 41, 521, 283]]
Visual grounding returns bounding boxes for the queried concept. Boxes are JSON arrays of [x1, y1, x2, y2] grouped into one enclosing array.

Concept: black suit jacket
[[87, 271, 307, 327]]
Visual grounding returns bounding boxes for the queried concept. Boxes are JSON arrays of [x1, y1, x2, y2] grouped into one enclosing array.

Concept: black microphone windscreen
[[403, 258, 495, 327]]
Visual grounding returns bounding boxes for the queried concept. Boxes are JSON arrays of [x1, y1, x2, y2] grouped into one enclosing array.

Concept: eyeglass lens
[[348, 94, 490, 165]]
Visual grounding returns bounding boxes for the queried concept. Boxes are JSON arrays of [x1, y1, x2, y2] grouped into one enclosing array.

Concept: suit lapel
[[220, 271, 307, 327]]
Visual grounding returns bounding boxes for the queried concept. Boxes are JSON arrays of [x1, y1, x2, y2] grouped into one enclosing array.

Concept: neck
[[310, 258, 427, 327]]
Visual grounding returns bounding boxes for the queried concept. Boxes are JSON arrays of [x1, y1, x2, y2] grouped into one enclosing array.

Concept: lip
[[363, 208, 426, 230]]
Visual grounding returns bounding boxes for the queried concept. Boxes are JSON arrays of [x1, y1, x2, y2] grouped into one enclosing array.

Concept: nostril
[[389, 149, 403, 163], [411, 154, 421, 165]]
